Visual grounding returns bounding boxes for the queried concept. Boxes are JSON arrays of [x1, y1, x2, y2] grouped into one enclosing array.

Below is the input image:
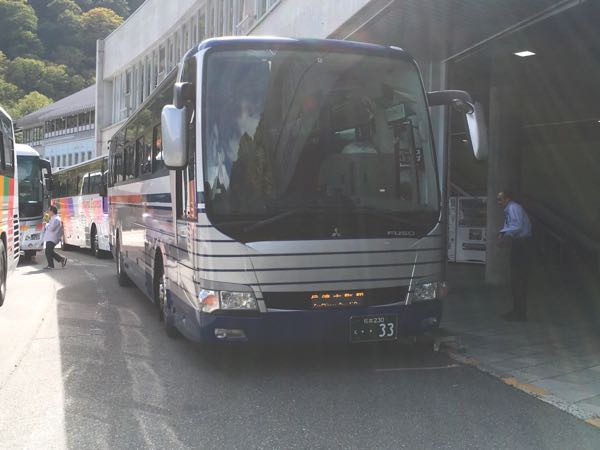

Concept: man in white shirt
[[44, 206, 67, 270], [497, 190, 533, 321]]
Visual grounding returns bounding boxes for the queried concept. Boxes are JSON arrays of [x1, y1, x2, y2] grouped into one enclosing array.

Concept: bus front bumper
[[20, 232, 44, 252], [171, 295, 442, 343]]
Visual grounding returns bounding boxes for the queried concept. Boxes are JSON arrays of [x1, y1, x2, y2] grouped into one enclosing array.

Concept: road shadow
[[40, 251, 600, 449]]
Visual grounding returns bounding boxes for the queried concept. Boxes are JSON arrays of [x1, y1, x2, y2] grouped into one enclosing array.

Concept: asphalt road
[[0, 250, 598, 449]]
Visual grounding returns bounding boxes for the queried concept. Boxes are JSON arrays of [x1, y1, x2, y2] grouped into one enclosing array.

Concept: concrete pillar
[[485, 71, 522, 284], [95, 39, 105, 158]]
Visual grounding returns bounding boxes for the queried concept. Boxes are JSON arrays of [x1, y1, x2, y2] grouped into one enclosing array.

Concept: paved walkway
[[441, 262, 600, 426]]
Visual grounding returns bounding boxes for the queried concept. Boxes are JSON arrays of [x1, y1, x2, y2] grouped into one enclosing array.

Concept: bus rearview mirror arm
[[428, 90, 488, 161]]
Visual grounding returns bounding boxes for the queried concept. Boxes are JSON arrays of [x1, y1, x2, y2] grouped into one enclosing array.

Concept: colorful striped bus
[[53, 156, 110, 258], [0, 106, 20, 307]]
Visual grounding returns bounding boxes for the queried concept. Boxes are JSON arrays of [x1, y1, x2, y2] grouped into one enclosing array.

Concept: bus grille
[[263, 286, 409, 311]]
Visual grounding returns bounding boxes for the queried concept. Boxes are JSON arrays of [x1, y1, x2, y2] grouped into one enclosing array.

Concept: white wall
[[250, 0, 371, 38], [102, 0, 200, 80]]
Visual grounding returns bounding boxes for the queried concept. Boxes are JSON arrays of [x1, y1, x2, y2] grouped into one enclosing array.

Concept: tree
[[79, 7, 123, 53], [93, 0, 130, 17], [36, 0, 83, 60], [11, 91, 53, 119], [5, 57, 82, 101], [5, 58, 46, 92], [0, 0, 43, 58], [0, 51, 8, 78], [0, 78, 23, 109]]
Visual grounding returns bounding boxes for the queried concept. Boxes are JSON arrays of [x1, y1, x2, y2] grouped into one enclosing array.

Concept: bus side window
[[152, 124, 164, 172], [0, 130, 5, 171], [124, 142, 135, 181], [136, 137, 146, 176]]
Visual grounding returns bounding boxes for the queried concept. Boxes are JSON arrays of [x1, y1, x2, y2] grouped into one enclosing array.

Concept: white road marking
[[375, 364, 460, 372]]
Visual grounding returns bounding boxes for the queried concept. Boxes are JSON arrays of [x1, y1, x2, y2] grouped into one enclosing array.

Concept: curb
[[437, 338, 600, 428]]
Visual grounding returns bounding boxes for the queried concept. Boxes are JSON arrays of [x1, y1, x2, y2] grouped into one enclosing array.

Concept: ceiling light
[[514, 50, 536, 57]]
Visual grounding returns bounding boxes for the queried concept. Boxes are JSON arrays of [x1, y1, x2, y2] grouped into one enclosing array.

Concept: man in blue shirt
[[497, 190, 532, 321]]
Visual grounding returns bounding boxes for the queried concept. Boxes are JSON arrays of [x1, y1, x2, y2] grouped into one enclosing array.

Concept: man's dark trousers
[[45, 241, 64, 268], [510, 238, 532, 318]]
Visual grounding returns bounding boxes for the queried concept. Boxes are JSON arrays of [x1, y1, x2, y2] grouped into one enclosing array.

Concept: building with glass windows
[[16, 85, 96, 170], [98, 0, 600, 282], [96, 0, 282, 155]]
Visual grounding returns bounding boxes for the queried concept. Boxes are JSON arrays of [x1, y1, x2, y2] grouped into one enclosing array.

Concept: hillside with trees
[[0, 0, 144, 118]]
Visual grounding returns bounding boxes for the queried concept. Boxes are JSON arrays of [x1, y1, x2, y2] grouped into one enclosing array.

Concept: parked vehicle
[[52, 156, 110, 258], [109, 37, 485, 342], [0, 106, 20, 306]]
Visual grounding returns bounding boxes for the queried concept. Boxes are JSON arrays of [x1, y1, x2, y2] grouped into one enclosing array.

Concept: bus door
[[40, 159, 52, 211], [173, 57, 198, 297]]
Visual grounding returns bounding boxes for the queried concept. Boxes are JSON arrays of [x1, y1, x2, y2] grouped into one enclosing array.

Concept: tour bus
[[109, 37, 485, 342], [53, 156, 110, 258], [16, 144, 52, 260], [0, 106, 20, 307]]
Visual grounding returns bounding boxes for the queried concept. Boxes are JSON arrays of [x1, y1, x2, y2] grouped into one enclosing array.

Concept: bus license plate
[[350, 315, 398, 343]]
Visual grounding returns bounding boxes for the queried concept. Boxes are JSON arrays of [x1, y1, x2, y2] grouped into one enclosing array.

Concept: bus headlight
[[199, 290, 219, 313], [413, 282, 439, 301], [198, 289, 258, 313], [220, 291, 258, 311]]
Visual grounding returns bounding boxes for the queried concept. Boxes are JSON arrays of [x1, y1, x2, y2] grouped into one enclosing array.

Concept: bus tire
[[90, 226, 100, 259], [155, 254, 178, 338], [0, 240, 6, 307], [116, 235, 131, 287]]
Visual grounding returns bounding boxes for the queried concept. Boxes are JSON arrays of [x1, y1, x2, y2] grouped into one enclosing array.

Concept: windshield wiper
[[350, 206, 435, 227], [243, 206, 328, 233]]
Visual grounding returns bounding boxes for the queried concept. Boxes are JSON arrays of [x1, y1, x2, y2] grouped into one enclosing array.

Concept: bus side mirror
[[46, 178, 54, 192], [173, 82, 195, 109], [161, 105, 188, 169], [99, 184, 107, 198], [428, 90, 488, 161]]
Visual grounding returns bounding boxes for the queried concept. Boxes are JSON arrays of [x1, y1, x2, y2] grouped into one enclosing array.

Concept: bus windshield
[[204, 49, 439, 242], [17, 155, 43, 218]]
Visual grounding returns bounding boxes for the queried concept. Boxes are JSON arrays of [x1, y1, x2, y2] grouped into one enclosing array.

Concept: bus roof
[[194, 36, 412, 61], [15, 144, 40, 157], [53, 155, 107, 176]]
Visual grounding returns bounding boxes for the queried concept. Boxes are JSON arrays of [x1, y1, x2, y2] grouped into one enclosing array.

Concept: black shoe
[[61, 257, 68, 268], [44, 266, 54, 270]]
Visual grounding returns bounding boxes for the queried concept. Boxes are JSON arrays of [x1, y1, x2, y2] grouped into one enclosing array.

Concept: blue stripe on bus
[[190, 248, 444, 258]]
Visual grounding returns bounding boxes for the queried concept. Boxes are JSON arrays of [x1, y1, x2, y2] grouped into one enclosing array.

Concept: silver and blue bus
[[109, 37, 485, 343], [16, 144, 52, 260]]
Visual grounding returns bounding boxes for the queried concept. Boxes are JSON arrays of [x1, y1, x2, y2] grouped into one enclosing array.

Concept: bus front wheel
[[91, 227, 100, 259], [155, 255, 178, 338], [116, 236, 131, 287]]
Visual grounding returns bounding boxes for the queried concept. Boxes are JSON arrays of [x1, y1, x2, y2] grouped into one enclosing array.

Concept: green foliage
[[0, 0, 142, 119], [0, 0, 43, 58], [0, 78, 24, 107], [80, 7, 124, 54], [10, 91, 53, 118]]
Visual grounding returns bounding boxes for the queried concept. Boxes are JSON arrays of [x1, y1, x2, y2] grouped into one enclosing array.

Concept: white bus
[[109, 37, 485, 342], [53, 156, 110, 258], [16, 144, 52, 260], [0, 106, 20, 307]]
